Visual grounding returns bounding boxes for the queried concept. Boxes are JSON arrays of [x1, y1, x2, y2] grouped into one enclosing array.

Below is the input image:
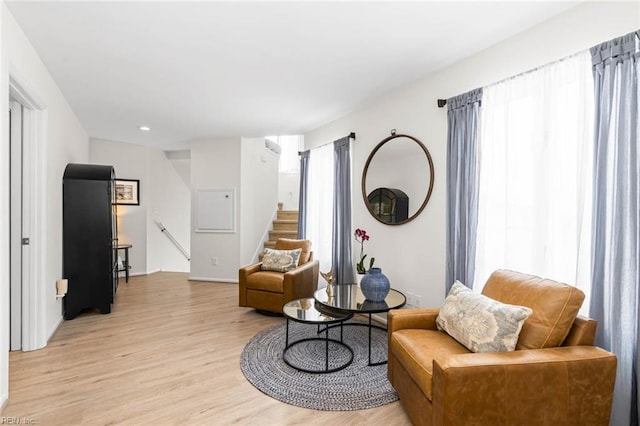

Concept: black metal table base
[[283, 319, 353, 374], [320, 314, 388, 366]]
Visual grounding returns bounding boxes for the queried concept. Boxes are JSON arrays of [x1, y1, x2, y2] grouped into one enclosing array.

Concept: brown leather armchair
[[238, 238, 319, 314], [388, 270, 617, 426]]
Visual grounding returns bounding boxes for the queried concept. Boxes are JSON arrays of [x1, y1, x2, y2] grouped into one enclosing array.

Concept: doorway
[[8, 75, 46, 352]]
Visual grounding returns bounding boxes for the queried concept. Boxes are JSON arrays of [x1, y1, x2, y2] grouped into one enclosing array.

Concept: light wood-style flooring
[[3, 272, 411, 425]]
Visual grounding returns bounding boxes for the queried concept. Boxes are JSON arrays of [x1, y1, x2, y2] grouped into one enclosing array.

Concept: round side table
[[282, 298, 354, 374]]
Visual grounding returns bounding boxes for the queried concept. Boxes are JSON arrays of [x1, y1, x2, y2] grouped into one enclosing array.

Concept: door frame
[[9, 73, 48, 351], [9, 98, 23, 351]]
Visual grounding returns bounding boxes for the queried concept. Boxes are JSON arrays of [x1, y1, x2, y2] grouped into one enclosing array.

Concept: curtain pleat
[[332, 136, 354, 284], [297, 150, 310, 239], [446, 88, 482, 291], [589, 30, 640, 426]]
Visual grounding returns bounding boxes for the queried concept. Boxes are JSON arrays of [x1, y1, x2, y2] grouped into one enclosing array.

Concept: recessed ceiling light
[[138, 125, 151, 132]]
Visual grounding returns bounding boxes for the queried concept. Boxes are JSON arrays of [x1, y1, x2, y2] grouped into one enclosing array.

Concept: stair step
[[269, 230, 298, 241], [273, 219, 298, 231], [277, 210, 298, 221], [260, 205, 300, 255]]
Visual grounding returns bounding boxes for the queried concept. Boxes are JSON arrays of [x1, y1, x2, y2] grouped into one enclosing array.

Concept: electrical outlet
[[405, 292, 415, 307], [415, 295, 423, 307], [211, 257, 218, 266]]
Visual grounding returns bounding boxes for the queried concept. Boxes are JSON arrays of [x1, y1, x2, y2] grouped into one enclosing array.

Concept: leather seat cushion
[[390, 329, 469, 401], [275, 239, 312, 265], [246, 271, 284, 293], [482, 269, 585, 350]]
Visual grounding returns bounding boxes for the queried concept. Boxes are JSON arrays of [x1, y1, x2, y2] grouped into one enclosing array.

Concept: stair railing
[[154, 220, 190, 261]]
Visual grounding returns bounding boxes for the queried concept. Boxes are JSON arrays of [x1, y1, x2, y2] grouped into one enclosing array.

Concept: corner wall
[[304, 1, 639, 308], [240, 137, 279, 266], [146, 148, 191, 273], [89, 138, 190, 275], [90, 139, 148, 275], [190, 138, 241, 281]]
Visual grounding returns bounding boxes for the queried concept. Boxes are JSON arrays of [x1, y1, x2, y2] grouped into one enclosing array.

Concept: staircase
[[264, 203, 299, 250]]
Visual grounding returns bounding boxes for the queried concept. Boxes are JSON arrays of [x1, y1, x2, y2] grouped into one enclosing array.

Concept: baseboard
[[188, 276, 238, 284], [372, 313, 388, 326], [46, 316, 64, 344], [354, 312, 387, 326], [1, 394, 7, 414], [119, 271, 155, 277]]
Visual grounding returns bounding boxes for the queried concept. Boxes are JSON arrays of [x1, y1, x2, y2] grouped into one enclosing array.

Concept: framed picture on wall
[[115, 179, 140, 205]]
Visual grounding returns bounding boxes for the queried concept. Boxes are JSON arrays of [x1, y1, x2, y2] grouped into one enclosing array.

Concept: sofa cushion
[[481, 269, 585, 350], [246, 271, 285, 292], [390, 329, 469, 401], [260, 248, 302, 272], [436, 281, 533, 353], [275, 238, 312, 265]]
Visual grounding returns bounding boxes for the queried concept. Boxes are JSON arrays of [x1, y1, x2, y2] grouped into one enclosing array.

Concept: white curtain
[[305, 143, 334, 273], [474, 51, 594, 309]]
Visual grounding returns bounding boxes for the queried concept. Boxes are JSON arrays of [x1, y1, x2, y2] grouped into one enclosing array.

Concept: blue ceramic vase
[[360, 267, 390, 302]]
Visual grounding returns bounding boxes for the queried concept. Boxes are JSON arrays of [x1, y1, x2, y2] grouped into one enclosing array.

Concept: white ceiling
[[6, 1, 580, 150]]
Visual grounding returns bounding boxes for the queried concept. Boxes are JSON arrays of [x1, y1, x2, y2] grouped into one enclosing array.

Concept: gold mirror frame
[[361, 132, 434, 225]]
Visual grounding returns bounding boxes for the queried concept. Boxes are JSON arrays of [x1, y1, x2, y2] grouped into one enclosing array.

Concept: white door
[[9, 99, 30, 351]]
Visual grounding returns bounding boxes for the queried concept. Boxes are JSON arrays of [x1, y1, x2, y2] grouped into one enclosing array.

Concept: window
[[265, 135, 303, 173], [474, 51, 594, 311], [305, 143, 334, 272]]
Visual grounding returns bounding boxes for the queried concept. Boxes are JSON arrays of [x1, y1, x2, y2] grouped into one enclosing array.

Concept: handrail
[[154, 220, 190, 261]]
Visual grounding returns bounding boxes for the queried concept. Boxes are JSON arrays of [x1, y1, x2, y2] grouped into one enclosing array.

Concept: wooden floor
[[3, 272, 411, 425]]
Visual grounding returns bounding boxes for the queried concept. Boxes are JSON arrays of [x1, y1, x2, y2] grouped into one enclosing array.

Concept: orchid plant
[[355, 228, 375, 274]]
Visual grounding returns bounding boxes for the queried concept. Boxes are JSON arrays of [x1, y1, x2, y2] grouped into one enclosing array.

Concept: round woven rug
[[240, 319, 399, 411]]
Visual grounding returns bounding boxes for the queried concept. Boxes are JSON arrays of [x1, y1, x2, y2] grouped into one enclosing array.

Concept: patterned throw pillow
[[436, 281, 533, 353], [260, 248, 302, 272]]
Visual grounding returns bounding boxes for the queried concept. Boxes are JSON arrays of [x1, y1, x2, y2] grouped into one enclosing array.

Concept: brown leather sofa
[[238, 238, 319, 314], [388, 269, 617, 425]]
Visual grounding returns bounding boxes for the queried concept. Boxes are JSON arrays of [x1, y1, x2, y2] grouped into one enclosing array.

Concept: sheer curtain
[[589, 31, 639, 426], [474, 51, 594, 305], [305, 143, 334, 273]]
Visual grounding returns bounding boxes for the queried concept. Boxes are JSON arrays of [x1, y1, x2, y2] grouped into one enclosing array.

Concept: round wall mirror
[[362, 132, 434, 225]]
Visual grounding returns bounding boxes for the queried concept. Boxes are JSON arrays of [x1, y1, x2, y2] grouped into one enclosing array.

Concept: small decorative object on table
[[360, 267, 390, 302], [320, 269, 335, 297]]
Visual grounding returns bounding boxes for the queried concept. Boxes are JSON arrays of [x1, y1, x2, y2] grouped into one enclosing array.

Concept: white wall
[[240, 137, 279, 266], [190, 138, 241, 281], [90, 139, 148, 275], [304, 1, 639, 309], [90, 138, 190, 275], [146, 148, 190, 272], [278, 172, 299, 211], [1, 1, 90, 408]]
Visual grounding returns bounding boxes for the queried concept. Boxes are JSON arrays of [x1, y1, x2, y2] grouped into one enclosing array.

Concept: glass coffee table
[[282, 298, 354, 374], [314, 284, 406, 366]]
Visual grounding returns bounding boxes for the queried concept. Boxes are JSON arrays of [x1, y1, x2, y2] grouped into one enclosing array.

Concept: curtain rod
[[298, 132, 356, 155], [438, 50, 591, 108]]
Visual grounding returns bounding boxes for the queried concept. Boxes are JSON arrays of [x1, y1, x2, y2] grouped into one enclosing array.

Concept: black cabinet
[[63, 163, 118, 320]]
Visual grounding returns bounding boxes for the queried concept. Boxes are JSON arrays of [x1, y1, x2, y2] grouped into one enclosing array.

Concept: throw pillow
[[260, 248, 302, 272], [436, 281, 533, 353]]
